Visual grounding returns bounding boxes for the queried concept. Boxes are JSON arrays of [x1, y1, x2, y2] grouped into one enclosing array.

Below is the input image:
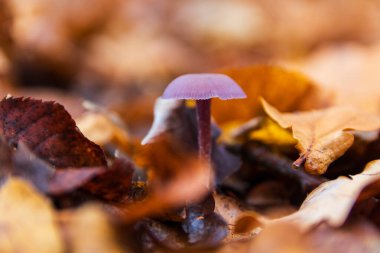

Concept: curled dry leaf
[[0, 178, 63, 253], [273, 160, 380, 231], [213, 64, 328, 125], [262, 98, 380, 174], [0, 96, 107, 168]]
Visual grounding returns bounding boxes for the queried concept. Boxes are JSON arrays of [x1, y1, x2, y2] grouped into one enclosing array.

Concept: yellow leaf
[[262, 98, 380, 174], [249, 118, 296, 146], [0, 178, 63, 253], [217, 120, 246, 144], [64, 204, 126, 253]]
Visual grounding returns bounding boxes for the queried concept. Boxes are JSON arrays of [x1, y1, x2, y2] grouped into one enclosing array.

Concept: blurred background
[[1, 0, 380, 131]]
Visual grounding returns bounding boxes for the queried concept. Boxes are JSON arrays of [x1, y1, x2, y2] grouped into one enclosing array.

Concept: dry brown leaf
[[262, 98, 380, 174], [0, 178, 63, 253], [212, 65, 328, 125], [273, 160, 380, 231]]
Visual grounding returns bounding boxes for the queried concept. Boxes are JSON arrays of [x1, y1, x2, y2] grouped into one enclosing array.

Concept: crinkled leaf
[[262, 98, 380, 174], [0, 96, 106, 168], [273, 160, 380, 230]]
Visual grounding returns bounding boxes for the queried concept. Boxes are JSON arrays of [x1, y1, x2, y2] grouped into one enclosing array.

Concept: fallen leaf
[[76, 110, 132, 154], [62, 204, 127, 253], [308, 221, 380, 253], [0, 96, 107, 168], [212, 64, 328, 125], [273, 160, 380, 230], [262, 98, 380, 174], [288, 43, 380, 115], [0, 178, 64, 253], [248, 118, 296, 146]]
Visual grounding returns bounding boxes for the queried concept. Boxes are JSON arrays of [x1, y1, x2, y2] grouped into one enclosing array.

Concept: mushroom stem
[[196, 99, 211, 163]]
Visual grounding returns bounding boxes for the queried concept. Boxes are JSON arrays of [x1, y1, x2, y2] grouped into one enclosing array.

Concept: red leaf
[[0, 97, 106, 168]]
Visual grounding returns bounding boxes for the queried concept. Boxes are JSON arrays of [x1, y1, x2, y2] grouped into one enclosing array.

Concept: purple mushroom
[[162, 73, 246, 170]]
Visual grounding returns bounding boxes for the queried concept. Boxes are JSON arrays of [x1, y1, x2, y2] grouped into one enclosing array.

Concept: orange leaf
[[212, 65, 328, 125]]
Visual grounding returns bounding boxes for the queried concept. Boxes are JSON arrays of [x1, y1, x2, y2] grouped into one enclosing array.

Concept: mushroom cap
[[161, 73, 247, 100]]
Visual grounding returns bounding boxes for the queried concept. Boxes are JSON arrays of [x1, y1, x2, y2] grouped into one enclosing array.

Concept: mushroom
[[162, 73, 246, 183]]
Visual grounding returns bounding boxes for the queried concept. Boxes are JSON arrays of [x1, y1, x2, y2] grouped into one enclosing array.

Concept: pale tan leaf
[[0, 178, 63, 253], [62, 204, 127, 253], [273, 160, 380, 230], [262, 98, 380, 174], [77, 111, 131, 153]]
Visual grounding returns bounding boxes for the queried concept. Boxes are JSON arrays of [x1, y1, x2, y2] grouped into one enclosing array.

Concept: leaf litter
[[1, 62, 380, 252]]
